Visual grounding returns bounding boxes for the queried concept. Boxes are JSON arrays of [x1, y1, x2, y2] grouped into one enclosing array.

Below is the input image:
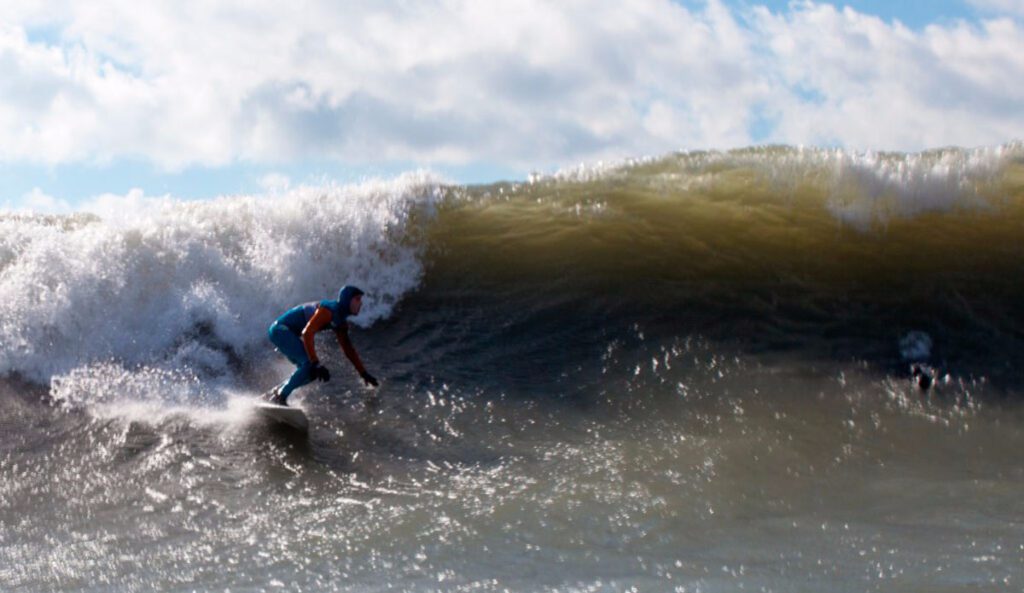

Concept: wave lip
[[539, 142, 1022, 224], [823, 143, 1017, 228]]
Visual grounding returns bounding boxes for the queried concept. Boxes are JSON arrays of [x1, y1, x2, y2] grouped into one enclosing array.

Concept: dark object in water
[[911, 363, 933, 391]]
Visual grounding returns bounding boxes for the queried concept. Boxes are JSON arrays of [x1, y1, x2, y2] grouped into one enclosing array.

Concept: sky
[[1, 0, 1022, 209]]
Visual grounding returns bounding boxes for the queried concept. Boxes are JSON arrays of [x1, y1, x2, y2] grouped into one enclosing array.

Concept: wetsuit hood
[[338, 285, 364, 315]]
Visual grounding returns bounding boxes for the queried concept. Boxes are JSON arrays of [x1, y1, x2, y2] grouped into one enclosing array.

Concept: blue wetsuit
[[268, 286, 361, 400]]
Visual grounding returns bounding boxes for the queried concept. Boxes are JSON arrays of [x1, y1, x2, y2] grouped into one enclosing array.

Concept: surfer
[[265, 285, 379, 406]]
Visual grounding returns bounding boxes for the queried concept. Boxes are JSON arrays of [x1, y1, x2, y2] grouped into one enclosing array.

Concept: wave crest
[[0, 172, 442, 383]]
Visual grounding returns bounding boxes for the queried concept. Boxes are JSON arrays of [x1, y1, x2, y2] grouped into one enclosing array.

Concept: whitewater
[[2, 144, 1024, 592]]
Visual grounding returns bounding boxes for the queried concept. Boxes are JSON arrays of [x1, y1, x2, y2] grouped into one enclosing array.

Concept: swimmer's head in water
[[911, 364, 933, 391]]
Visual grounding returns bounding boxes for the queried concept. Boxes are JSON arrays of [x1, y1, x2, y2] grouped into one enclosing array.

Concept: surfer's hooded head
[[338, 285, 365, 316]]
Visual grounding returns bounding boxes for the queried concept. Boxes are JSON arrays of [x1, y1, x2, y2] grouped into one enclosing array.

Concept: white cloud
[[0, 1, 1021, 171], [6, 187, 73, 214], [258, 172, 291, 194], [754, 4, 1024, 149], [969, 0, 1024, 17], [1, 185, 171, 217], [78, 188, 170, 222]]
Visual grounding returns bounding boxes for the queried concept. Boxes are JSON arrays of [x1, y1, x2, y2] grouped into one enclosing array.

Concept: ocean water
[[2, 144, 1024, 592]]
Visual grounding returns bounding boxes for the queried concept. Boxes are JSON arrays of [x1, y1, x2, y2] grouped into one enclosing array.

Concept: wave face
[[2, 144, 1023, 394], [4, 144, 1024, 592], [419, 143, 1024, 386]]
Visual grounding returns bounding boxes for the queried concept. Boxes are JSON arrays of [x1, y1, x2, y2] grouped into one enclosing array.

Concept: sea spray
[[0, 173, 443, 385]]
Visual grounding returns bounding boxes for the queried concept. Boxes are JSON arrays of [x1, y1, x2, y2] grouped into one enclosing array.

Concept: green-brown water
[[3, 144, 1024, 591]]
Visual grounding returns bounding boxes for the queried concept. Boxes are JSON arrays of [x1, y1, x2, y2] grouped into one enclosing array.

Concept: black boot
[[264, 388, 288, 406]]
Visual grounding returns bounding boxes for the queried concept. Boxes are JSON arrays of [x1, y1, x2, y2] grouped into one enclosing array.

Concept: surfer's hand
[[360, 371, 379, 387], [311, 363, 331, 383]]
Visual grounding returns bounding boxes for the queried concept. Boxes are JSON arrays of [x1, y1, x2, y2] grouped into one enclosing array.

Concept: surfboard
[[254, 402, 309, 431]]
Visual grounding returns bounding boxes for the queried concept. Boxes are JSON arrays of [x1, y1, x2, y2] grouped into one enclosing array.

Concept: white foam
[[823, 144, 1016, 229], [1, 172, 444, 390], [49, 361, 264, 427], [542, 142, 1021, 228]]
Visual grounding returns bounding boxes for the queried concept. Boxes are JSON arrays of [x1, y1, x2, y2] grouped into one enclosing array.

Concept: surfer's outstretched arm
[[336, 326, 378, 387], [301, 306, 334, 364]]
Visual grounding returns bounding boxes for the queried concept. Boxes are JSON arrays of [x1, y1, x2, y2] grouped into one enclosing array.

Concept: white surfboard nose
[[254, 402, 309, 431]]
